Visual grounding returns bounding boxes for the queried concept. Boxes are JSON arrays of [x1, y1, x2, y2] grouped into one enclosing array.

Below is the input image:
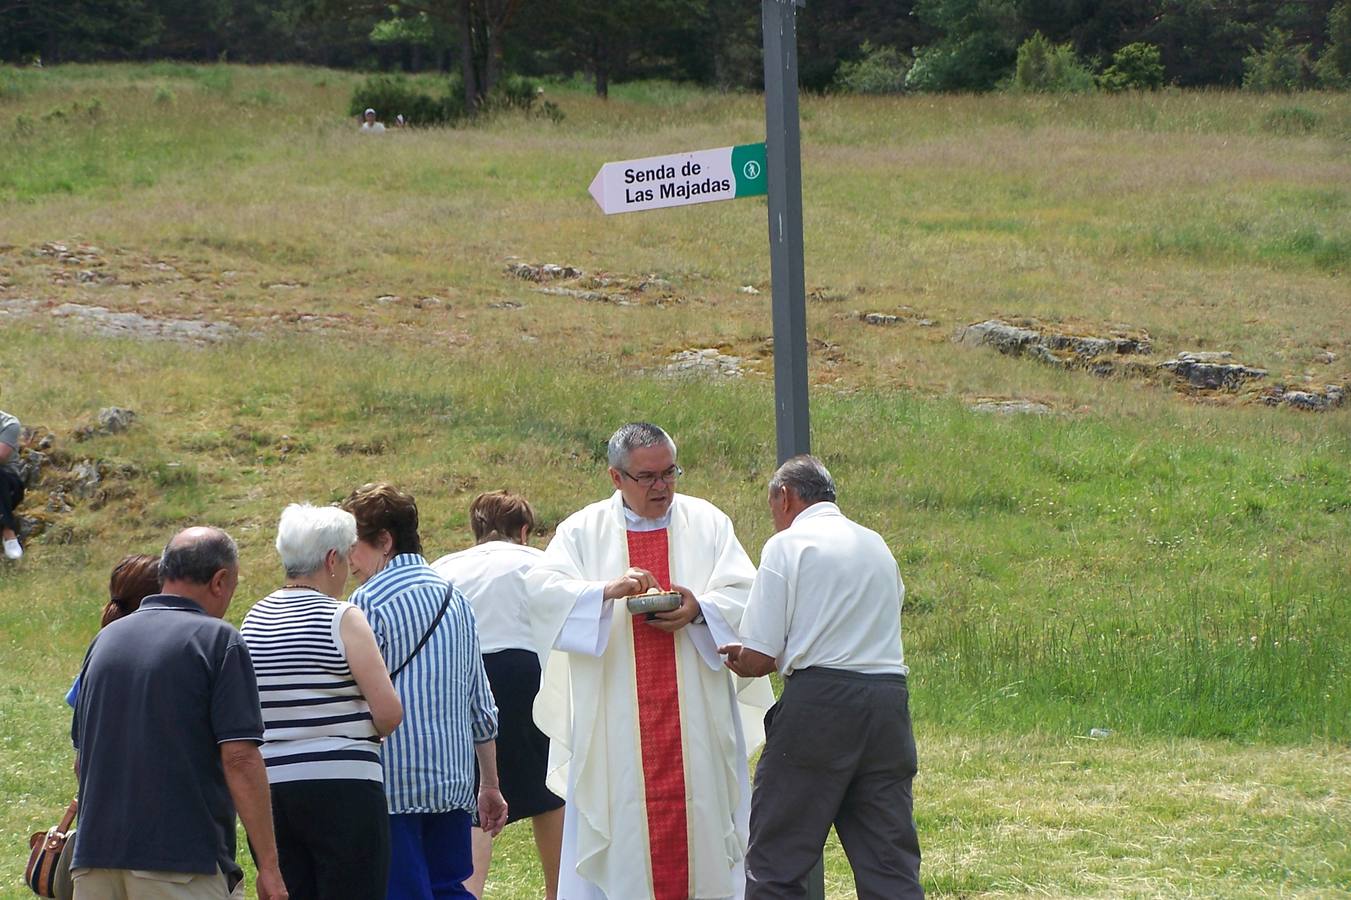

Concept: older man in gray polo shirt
[[723, 456, 923, 900], [71, 527, 288, 900]]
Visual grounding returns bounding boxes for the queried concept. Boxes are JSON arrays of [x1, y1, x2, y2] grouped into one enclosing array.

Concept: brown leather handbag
[[25, 798, 77, 899]]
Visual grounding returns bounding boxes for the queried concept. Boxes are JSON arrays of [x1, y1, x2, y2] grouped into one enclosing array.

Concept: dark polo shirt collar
[[139, 593, 210, 614]]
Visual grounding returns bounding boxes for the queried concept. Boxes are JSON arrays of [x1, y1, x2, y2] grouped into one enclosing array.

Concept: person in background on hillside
[[342, 483, 506, 900], [240, 503, 403, 900], [65, 553, 162, 708], [360, 108, 386, 133], [1, 405, 26, 560], [723, 456, 923, 900], [432, 491, 565, 900], [70, 526, 287, 900]]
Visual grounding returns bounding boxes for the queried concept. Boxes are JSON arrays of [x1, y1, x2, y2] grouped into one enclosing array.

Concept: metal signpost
[[585, 3, 813, 467], [762, 3, 821, 894], [762, 0, 811, 466]]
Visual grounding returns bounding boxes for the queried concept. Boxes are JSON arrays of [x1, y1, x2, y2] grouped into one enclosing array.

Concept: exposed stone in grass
[[1257, 382, 1346, 411], [488, 300, 525, 310], [49, 303, 239, 343], [738, 285, 760, 295], [335, 438, 389, 456], [535, 286, 628, 305], [506, 262, 583, 281], [74, 407, 138, 441], [855, 308, 939, 328], [1156, 352, 1267, 390], [33, 241, 105, 266], [505, 259, 681, 306], [1315, 349, 1337, 365], [664, 348, 746, 379], [0, 298, 41, 318], [968, 398, 1054, 415], [808, 287, 849, 303]]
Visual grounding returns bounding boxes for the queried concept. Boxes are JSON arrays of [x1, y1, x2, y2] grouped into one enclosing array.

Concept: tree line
[[3, 0, 1349, 95]]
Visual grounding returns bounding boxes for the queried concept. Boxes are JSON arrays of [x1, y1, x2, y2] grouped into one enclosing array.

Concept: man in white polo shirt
[[722, 455, 923, 900]]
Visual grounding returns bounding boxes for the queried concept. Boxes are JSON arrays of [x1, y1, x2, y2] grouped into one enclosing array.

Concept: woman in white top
[[240, 504, 403, 900], [432, 490, 564, 900]]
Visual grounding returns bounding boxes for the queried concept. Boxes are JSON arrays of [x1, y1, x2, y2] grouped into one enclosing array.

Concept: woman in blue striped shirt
[[240, 503, 403, 900], [342, 482, 507, 900]]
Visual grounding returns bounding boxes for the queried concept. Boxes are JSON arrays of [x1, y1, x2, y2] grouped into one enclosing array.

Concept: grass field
[[1, 64, 1348, 898]]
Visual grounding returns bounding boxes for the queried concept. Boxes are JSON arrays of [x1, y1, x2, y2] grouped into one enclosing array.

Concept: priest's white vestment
[[528, 491, 774, 900]]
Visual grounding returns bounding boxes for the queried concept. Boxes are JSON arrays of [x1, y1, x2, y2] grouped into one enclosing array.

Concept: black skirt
[[481, 649, 564, 823]]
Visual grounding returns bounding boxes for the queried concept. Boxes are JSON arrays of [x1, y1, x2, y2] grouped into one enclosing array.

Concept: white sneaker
[[3, 538, 21, 560]]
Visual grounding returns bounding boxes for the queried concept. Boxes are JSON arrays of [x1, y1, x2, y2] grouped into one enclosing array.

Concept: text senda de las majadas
[[623, 160, 730, 204]]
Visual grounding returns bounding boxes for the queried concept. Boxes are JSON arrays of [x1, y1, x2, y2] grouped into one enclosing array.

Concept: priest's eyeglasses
[[619, 464, 683, 487]]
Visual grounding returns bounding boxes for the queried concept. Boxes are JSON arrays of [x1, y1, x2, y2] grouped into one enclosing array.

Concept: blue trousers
[[386, 810, 474, 900]]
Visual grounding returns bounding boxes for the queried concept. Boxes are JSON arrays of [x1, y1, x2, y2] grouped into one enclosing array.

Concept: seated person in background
[[240, 503, 402, 900], [1, 405, 24, 560], [432, 491, 565, 900], [360, 108, 386, 133], [66, 554, 163, 707]]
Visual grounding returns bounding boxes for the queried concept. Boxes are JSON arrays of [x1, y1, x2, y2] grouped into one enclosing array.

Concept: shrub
[[349, 74, 466, 127], [153, 84, 174, 105], [1098, 42, 1165, 92], [1316, 1, 1351, 88], [1243, 28, 1314, 92], [483, 74, 538, 113], [1012, 32, 1096, 93], [833, 41, 910, 94], [1262, 106, 1321, 135]]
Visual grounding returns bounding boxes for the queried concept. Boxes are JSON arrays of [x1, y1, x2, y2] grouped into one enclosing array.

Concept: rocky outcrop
[[955, 319, 1153, 369], [1156, 352, 1267, 390], [1258, 382, 1346, 411], [9, 419, 143, 547]]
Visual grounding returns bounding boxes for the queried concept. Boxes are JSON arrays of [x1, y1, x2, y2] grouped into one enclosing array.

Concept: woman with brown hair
[[65, 554, 161, 706], [343, 482, 507, 900], [433, 491, 565, 900]]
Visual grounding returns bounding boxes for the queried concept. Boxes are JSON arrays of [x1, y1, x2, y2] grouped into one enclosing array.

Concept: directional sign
[[588, 143, 767, 215]]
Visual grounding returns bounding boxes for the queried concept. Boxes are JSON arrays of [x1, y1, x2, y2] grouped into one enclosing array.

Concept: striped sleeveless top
[[240, 588, 383, 784]]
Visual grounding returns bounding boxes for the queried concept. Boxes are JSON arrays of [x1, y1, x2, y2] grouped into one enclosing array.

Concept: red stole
[[626, 528, 690, 900]]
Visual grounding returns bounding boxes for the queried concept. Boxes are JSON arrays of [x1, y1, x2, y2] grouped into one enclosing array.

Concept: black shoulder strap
[[389, 585, 453, 680]]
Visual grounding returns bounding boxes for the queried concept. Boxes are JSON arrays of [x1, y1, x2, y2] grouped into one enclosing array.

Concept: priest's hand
[[478, 783, 509, 837], [720, 643, 778, 678], [648, 585, 700, 633], [603, 567, 658, 600]]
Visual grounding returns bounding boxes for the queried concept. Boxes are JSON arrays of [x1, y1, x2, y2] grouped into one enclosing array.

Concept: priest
[[528, 422, 773, 900]]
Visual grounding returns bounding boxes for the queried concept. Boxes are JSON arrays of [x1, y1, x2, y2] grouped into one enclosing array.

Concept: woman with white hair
[[240, 503, 403, 900]]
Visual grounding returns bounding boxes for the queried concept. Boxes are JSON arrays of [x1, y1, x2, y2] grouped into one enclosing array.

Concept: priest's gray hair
[[607, 422, 677, 470], [276, 503, 358, 578], [769, 455, 837, 503]]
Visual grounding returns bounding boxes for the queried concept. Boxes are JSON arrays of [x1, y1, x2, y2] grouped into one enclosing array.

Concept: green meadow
[[1, 64, 1348, 897]]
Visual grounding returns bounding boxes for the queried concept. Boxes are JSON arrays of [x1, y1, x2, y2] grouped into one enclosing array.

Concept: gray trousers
[[745, 668, 923, 900]]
